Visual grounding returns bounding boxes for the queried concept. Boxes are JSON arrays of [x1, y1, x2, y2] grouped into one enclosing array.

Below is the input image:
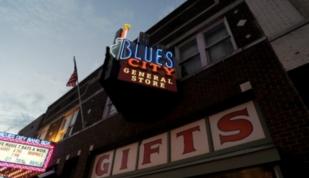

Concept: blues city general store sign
[[110, 30, 177, 92]]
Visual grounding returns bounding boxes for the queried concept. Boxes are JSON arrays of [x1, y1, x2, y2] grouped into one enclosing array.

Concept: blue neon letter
[[119, 39, 132, 60], [164, 51, 174, 68], [144, 46, 153, 62], [134, 43, 142, 60], [155, 49, 163, 66]]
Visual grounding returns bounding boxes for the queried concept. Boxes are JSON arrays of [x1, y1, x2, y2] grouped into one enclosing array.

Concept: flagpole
[[74, 57, 86, 129]]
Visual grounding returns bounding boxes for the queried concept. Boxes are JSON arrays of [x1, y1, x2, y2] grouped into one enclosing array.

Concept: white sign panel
[[0, 132, 54, 172], [91, 150, 114, 178], [138, 133, 168, 169], [112, 143, 138, 175], [209, 101, 265, 150], [89, 101, 268, 176], [171, 119, 209, 161], [0, 140, 49, 168]]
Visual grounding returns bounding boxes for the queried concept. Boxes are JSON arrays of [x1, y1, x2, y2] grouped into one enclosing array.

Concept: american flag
[[66, 57, 78, 87]]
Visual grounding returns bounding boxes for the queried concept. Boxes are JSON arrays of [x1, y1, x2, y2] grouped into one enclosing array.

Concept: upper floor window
[[44, 118, 62, 142], [57, 109, 79, 140], [37, 125, 49, 140], [37, 108, 79, 142], [177, 19, 236, 78], [204, 23, 235, 63], [178, 39, 201, 77], [103, 97, 117, 119]]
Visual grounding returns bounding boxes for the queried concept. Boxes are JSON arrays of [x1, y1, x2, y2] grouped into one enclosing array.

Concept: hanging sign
[[110, 24, 177, 92]]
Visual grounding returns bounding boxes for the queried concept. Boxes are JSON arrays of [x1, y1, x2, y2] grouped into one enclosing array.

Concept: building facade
[[17, 0, 309, 178]]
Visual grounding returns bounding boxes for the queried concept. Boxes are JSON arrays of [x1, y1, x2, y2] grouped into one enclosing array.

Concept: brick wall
[[53, 40, 309, 177]]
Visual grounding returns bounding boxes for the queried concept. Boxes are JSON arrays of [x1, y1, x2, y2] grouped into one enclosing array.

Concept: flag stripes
[[66, 57, 78, 87]]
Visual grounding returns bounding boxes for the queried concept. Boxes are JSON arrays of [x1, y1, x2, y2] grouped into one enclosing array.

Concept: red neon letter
[[120, 148, 130, 170], [141, 61, 148, 70], [176, 126, 200, 154], [142, 139, 162, 164], [149, 63, 160, 73], [163, 67, 175, 76], [218, 108, 253, 144], [128, 58, 140, 68], [95, 154, 111, 176]]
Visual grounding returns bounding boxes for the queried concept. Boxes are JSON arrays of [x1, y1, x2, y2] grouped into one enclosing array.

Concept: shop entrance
[[190, 166, 275, 178]]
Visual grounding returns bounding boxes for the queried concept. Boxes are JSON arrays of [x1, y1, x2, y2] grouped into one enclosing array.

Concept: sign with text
[[112, 143, 138, 175], [209, 101, 265, 150], [138, 133, 168, 169], [0, 132, 54, 172], [91, 101, 265, 178], [170, 119, 210, 161], [110, 35, 177, 92], [91, 150, 114, 178]]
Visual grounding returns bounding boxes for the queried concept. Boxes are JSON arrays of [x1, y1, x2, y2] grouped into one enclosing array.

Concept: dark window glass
[[179, 39, 201, 77], [204, 23, 234, 64]]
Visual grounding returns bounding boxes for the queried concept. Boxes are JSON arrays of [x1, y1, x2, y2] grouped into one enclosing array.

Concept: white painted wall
[[246, 0, 309, 70], [272, 24, 309, 70], [289, 0, 309, 18], [246, 0, 304, 38]]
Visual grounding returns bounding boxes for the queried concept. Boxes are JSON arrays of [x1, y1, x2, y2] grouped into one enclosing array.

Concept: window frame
[[63, 109, 79, 138], [178, 37, 200, 64], [202, 18, 237, 64], [102, 97, 117, 119], [175, 18, 237, 78], [37, 125, 50, 140], [37, 107, 79, 142], [176, 36, 202, 77], [45, 117, 63, 142]]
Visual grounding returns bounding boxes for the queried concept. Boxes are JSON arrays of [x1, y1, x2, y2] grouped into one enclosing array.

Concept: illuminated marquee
[[110, 25, 177, 92], [0, 132, 54, 172]]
